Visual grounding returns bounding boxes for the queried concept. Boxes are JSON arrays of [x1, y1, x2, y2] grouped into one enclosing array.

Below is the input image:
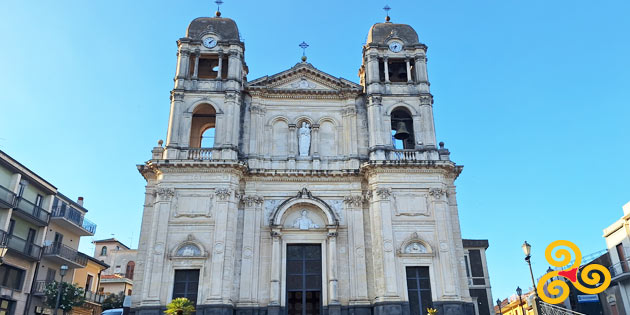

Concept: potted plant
[[165, 297, 195, 315]]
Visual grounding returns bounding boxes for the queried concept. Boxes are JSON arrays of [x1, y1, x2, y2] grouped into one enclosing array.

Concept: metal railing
[[609, 258, 630, 278], [84, 290, 105, 303], [539, 301, 586, 315], [188, 148, 214, 160], [15, 197, 49, 223], [43, 242, 88, 266], [33, 280, 53, 294], [51, 204, 97, 234], [0, 184, 17, 208], [386, 149, 420, 161], [0, 230, 42, 260]]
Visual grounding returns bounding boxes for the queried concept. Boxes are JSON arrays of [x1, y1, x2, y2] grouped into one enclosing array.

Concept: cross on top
[[215, 0, 223, 16], [383, 5, 391, 21], [299, 41, 309, 62]]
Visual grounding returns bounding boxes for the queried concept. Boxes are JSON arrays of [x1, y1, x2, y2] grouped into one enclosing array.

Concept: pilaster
[[343, 194, 369, 304], [367, 187, 399, 301]]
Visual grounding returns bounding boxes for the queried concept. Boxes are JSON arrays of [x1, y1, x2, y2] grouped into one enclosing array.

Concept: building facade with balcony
[[0, 150, 98, 315], [462, 239, 494, 315], [131, 11, 489, 315], [30, 194, 97, 314], [602, 201, 630, 315], [0, 150, 56, 315], [71, 255, 109, 315]]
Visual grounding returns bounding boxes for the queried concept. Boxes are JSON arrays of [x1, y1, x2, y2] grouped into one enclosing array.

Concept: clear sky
[[1, 0, 629, 303]]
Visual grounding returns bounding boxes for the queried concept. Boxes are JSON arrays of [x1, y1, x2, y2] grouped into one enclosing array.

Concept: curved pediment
[[247, 62, 362, 96]]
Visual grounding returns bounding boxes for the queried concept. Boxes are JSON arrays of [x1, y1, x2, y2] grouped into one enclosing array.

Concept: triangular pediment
[[247, 62, 362, 94]]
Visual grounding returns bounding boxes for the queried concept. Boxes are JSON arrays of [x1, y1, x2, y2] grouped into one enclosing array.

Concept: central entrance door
[[286, 244, 322, 315]]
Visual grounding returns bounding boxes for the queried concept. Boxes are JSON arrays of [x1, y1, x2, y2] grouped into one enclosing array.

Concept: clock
[[388, 41, 403, 53], [202, 37, 217, 48]]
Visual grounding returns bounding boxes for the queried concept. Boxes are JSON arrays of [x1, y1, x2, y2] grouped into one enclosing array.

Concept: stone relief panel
[[282, 207, 325, 230], [327, 199, 344, 224], [404, 242, 428, 254], [172, 191, 213, 218], [176, 244, 202, 257], [397, 232, 433, 256], [264, 199, 283, 226], [392, 192, 430, 217]]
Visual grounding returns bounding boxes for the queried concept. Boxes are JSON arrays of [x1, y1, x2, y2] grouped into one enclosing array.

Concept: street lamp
[[54, 264, 69, 315], [516, 286, 526, 315], [496, 298, 503, 315], [522, 241, 542, 313]]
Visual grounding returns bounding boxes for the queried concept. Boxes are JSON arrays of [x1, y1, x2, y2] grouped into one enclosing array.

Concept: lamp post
[[522, 241, 542, 313], [496, 298, 503, 315], [54, 264, 69, 315], [516, 286, 526, 315]]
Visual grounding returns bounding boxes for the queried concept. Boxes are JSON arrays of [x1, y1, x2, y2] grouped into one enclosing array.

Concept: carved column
[[248, 104, 260, 156], [344, 195, 369, 302], [415, 55, 428, 83], [288, 124, 297, 158], [238, 195, 264, 304], [311, 124, 320, 158], [406, 58, 413, 82], [419, 95, 436, 147], [269, 230, 282, 305], [175, 49, 190, 81], [366, 95, 385, 151], [145, 187, 174, 301], [383, 57, 390, 83], [368, 187, 399, 300], [367, 53, 380, 84], [217, 50, 224, 79], [429, 187, 458, 298], [208, 187, 233, 303], [227, 49, 241, 80], [166, 92, 184, 148], [327, 230, 340, 304], [192, 49, 200, 80]]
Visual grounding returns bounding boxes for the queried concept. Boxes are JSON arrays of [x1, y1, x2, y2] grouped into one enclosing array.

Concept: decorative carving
[[270, 231, 282, 238], [298, 122, 311, 157], [242, 195, 264, 207], [355, 246, 365, 258], [429, 188, 447, 199], [225, 92, 238, 102], [328, 231, 338, 238], [404, 242, 428, 254], [214, 242, 225, 254], [343, 195, 363, 207], [420, 95, 432, 105], [156, 188, 175, 201], [375, 188, 392, 200], [342, 107, 357, 116], [176, 244, 202, 257], [383, 240, 394, 252], [369, 95, 382, 105], [242, 246, 253, 259], [292, 210, 320, 230], [215, 188, 232, 200], [290, 78, 317, 89], [392, 193, 430, 216], [363, 190, 373, 201]]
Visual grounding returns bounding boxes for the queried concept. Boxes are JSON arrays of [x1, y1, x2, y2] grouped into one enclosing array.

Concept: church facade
[[132, 10, 492, 315]]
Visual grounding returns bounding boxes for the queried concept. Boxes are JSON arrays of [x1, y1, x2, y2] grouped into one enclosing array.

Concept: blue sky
[[1, 0, 628, 302]]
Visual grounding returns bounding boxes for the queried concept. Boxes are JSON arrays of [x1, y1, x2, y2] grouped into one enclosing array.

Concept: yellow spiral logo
[[537, 240, 611, 304]]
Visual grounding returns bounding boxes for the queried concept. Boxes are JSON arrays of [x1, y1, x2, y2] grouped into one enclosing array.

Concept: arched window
[[125, 261, 135, 280], [391, 107, 415, 149], [201, 127, 215, 148], [190, 104, 216, 148], [100, 246, 107, 256]]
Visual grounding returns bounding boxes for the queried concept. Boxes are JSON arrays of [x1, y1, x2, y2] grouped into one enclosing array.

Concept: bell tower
[[164, 9, 247, 160], [359, 15, 438, 160]]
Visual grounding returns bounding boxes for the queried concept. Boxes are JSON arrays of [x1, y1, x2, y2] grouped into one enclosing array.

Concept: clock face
[[389, 41, 403, 52], [202, 37, 217, 48]]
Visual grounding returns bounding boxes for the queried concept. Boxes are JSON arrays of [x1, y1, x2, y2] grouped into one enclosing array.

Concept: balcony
[[187, 148, 214, 160], [32, 280, 52, 295], [50, 205, 96, 236], [609, 258, 630, 282], [42, 242, 87, 268], [0, 230, 42, 261], [13, 197, 49, 226], [0, 184, 17, 208], [84, 290, 105, 304]]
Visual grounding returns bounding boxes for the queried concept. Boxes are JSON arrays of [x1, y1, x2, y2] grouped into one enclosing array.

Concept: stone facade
[[131, 12, 483, 315]]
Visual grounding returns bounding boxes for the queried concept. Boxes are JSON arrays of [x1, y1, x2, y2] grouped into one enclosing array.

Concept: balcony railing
[[609, 258, 630, 278], [188, 148, 213, 160], [84, 290, 105, 304], [386, 149, 421, 161], [33, 280, 53, 294], [15, 197, 49, 224], [51, 205, 97, 234], [43, 242, 88, 266], [0, 230, 42, 260], [0, 184, 17, 208], [539, 301, 586, 315]]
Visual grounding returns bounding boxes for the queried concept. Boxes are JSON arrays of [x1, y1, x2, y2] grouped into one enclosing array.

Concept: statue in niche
[[177, 244, 201, 257], [404, 242, 427, 254], [292, 209, 319, 230], [298, 122, 311, 156]]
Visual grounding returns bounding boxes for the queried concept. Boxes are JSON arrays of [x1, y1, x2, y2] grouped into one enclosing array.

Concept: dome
[[186, 17, 240, 41], [366, 22, 420, 46]]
